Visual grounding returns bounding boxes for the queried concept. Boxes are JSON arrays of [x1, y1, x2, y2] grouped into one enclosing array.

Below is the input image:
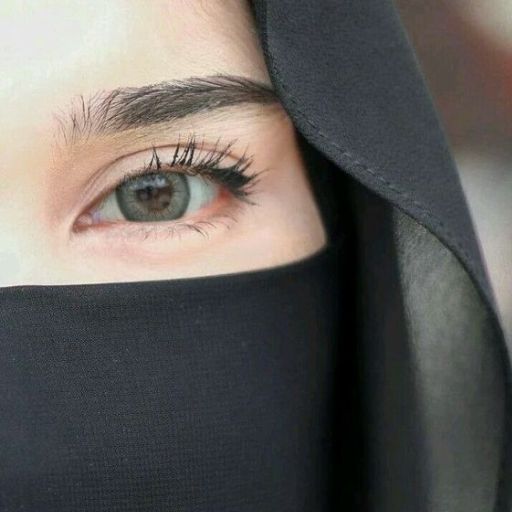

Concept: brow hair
[[55, 75, 278, 145]]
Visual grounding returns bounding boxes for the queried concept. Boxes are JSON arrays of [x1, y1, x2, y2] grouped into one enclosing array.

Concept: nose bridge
[[0, 213, 72, 286], [0, 245, 22, 287], [0, 230, 41, 287], [0, 141, 58, 287]]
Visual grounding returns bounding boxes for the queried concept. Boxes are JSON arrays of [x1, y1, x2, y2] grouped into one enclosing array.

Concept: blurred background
[[395, 0, 512, 339]]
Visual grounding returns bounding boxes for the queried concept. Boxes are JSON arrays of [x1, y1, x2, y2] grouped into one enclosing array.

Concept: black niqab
[[0, 246, 341, 511]]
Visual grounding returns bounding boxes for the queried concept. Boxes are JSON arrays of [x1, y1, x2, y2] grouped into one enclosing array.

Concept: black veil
[[252, 1, 511, 511]]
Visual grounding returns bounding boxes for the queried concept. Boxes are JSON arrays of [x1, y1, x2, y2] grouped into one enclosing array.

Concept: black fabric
[[353, 185, 506, 512], [252, 0, 490, 302], [252, 1, 511, 510], [0, 245, 341, 511]]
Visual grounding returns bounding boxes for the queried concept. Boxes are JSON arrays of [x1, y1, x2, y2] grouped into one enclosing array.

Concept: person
[[0, 1, 509, 511]]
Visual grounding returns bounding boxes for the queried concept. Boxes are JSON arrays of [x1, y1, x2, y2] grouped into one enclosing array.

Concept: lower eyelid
[[73, 209, 243, 247]]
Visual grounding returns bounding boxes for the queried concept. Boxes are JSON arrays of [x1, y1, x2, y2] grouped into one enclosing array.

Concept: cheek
[[252, 163, 327, 256]]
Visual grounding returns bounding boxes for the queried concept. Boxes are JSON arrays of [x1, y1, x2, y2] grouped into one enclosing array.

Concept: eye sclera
[[71, 140, 260, 237]]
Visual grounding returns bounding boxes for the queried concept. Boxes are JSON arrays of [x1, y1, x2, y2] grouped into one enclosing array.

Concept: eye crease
[[73, 139, 260, 239]]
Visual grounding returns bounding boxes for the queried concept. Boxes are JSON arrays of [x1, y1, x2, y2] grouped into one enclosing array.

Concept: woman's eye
[[73, 141, 258, 235], [91, 171, 219, 224]]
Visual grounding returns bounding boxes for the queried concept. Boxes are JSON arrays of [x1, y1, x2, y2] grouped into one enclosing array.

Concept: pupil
[[136, 184, 173, 212]]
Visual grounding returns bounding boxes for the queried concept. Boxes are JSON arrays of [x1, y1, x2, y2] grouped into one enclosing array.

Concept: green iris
[[116, 172, 191, 222]]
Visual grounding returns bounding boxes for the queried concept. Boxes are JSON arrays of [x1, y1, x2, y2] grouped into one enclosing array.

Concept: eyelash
[[75, 138, 261, 241], [119, 138, 258, 201]]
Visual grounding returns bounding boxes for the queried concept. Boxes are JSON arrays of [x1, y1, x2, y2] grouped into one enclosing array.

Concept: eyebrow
[[55, 75, 279, 145]]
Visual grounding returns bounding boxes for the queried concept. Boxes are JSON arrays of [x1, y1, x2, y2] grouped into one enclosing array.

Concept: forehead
[[0, 0, 267, 140]]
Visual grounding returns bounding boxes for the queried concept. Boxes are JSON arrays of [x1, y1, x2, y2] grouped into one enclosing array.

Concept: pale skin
[[0, 0, 326, 286]]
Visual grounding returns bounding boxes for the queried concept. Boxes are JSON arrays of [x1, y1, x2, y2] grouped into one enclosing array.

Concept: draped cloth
[[252, 1, 511, 511]]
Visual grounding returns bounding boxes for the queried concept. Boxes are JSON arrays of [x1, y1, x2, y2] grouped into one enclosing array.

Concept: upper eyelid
[[112, 139, 255, 184], [117, 143, 258, 198], [73, 138, 251, 205]]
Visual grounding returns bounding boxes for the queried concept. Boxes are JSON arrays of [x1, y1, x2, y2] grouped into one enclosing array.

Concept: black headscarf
[[0, 2, 509, 512], [252, 1, 510, 511]]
